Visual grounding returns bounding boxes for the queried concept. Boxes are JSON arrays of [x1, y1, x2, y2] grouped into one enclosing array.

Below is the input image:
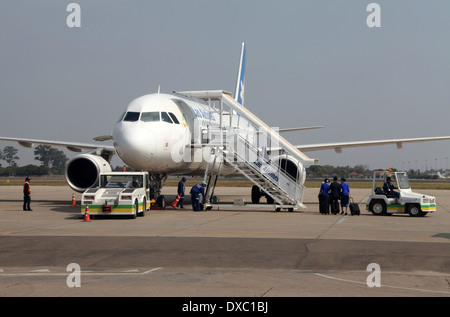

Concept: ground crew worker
[[23, 177, 32, 211], [383, 176, 400, 198], [190, 181, 208, 211], [177, 177, 187, 208]]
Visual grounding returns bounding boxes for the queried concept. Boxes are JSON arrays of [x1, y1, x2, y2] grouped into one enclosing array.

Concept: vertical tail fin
[[234, 42, 246, 106]]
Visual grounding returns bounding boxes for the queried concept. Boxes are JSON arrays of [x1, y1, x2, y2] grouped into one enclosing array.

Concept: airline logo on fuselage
[[193, 108, 216, 121]]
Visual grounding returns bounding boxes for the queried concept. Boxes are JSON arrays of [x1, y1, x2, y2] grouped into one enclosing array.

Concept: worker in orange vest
[[23, 177, 32, 211]]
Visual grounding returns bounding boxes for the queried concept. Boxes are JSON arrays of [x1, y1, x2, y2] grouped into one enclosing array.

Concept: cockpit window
[[123, 112, 140, 122], [161, 112, 173, 123], [168, 112, 180, 124], [123, 111, 178, 124], [141, 112, 160, 122]]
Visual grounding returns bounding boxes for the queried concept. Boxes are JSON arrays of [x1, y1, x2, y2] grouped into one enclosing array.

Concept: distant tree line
[[0, 145, 68, 176], [306, 164, 373, 179], [306, 164, 443, 179]]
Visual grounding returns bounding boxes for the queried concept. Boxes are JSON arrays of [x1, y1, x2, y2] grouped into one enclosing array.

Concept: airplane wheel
[[157, 195, 165, 208], [251, 185, 261, 204]]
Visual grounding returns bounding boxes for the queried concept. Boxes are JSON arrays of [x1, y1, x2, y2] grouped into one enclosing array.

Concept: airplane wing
[[278, 126, 324, 133], [0, 136, 115, 153], [257, 126, 323, 135], [296, 136, 450, 153]]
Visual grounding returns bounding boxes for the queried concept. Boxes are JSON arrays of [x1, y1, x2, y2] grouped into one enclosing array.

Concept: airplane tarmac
[[0, 185, 449, 298], [1, 43, 450, 210]]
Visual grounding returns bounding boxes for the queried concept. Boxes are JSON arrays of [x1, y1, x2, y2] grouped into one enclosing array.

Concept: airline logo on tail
[[235, 42, 246, 105]]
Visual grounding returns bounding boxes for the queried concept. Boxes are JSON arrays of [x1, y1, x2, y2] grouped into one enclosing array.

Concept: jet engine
[[65, 153, 112, 192]]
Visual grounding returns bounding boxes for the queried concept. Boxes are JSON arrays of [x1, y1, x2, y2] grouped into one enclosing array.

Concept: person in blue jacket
[[318, 178, 330, 214], [383, 177, 400, 198], [177, 177, 187, 208], [190, 181, 208, 211], [340, 178, 352, 215]]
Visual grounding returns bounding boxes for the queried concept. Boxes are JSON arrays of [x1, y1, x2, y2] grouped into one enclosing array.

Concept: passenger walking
[[328, 176, 340, 215], [190, 181, 208, 211], [23, 177, 32, 211], [340, 178, 352, 215], [318, 178, 330, 214]]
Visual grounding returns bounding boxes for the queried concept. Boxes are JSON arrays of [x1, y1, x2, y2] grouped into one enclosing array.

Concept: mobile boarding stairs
[[176, 90, 318, 211]]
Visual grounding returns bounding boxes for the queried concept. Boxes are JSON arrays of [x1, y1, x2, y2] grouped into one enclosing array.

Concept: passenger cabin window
[[123, 112, 140, 122], [169, 112, 180, 124], [161, 112, 173, 123], [141, 112, 160, 122]]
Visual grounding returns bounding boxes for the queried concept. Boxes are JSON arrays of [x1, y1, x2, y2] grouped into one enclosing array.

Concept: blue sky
[[0, 1, 449, 171]]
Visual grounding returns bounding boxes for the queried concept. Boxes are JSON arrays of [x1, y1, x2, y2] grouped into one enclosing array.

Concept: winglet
[[234, 42, 246, 106]]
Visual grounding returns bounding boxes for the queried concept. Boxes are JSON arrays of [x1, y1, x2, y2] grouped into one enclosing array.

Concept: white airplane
[[1, 42, 450, 208]]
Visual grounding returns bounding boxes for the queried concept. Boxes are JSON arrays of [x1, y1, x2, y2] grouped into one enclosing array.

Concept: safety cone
[[71, 193, 76, 206], [83, 203, 91, 222], [171, 194, 181, 209]]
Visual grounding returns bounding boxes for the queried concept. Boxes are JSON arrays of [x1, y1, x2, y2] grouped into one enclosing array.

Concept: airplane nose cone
[[113, 123, 156, 168]]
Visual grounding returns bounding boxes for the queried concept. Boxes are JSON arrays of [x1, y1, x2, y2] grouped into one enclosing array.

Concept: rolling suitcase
[[349, 198, 360, 216]]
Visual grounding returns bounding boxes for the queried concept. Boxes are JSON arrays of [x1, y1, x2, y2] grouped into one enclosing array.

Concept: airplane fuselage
[[112, 93, 235, 176]]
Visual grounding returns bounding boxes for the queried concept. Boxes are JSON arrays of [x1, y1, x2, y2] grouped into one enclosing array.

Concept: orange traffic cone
[[71, 193, 76, 206], [171, 194, 181, 209], [83, 203, 91, 222]]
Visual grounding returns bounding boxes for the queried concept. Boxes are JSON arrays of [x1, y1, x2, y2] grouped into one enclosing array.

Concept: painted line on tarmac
[[143, 267, 163, 274], [315, 273, 450, 295], [0, 267, 163, 277], [315, 215, 348, 239], [30, 269, 51, 273]]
